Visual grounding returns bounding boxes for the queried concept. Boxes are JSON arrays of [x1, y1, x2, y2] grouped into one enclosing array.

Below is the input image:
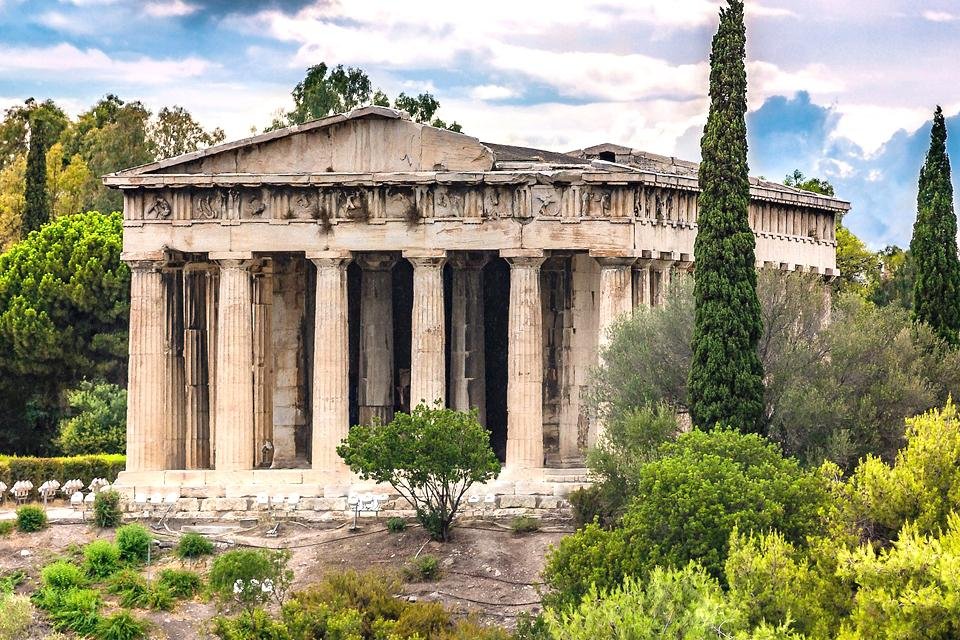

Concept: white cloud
[[832, 103, 931, 155], [747, 4, 797, 18], [922, 10, 957, 22], [468, 85, 517, 101], [748, 61, 845, 107], [144, 0, 197, 18], [0, 43, 214, 84]]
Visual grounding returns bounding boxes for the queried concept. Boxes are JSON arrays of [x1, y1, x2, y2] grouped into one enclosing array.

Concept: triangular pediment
[[110, 106, 494, 177]]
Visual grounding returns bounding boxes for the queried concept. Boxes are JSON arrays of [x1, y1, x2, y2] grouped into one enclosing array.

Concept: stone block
[[499, 495, 538, 509], [181, 486, 224, 499], [515, 481, 555, 495], [206, 470, 254, 486], [165, 470, 206, 486], [486, 479, 516, 496], [213, 498, 249, 512], [175, 497, 200, 512], [313, 497, 347, 511], [553, 482, 590, 497], [323, 484, 351, 498], [537, 497, 561, 509], [252, 470, 304, 485]]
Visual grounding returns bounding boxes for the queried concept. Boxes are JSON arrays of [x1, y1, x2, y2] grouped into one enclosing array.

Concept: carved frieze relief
[[144, 194, 172, 220], [433, 186, 465, 218], [532, 185, 561, 217]]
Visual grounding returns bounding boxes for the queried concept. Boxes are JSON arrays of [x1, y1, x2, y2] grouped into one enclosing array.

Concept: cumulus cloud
[[922, 10, 957, 22], [468, 85, 517, 101], [144, 0, 198, 18]]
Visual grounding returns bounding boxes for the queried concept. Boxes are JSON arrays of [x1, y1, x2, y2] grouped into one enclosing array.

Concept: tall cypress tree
[[910, 106, 960, 345], [687, 0, 765, 433], [23, 114, 50, 235]]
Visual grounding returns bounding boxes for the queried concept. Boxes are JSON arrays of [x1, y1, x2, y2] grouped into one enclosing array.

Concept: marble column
[[212, 257, 255, 471], [252, 262, 274, 467], [309, 251, 351, 475], [448, 252, 488, 424], [206, 269, 219, 466], [632, 258, 652, 309], [183, 266, 210, 470], [504, 250, 546, 471], [407, 250, 447, 408], [596, 255, 635, 352], [357, 253, 397, 425], [164, 265, 186, 470], [653, 256, 675, 306], [125, 258, 169, 472]]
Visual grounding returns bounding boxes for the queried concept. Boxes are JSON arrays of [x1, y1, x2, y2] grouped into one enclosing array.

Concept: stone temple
[[104, 106, 848, 515]]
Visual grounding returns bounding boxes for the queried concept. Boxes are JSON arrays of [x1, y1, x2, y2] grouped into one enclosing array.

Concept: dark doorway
[[483, 258, 510, 461], [392, 259, 413, 414]]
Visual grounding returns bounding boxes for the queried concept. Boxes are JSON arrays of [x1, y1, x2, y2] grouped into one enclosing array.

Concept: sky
[[1, 0, 959, 249]]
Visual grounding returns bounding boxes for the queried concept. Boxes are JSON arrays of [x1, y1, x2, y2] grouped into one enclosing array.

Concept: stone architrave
[[309, 251, 352, 475], [448, 252, 489, 424], [212, 256, 256, 471], [503, 250, 546, 471], [407, 250, 447, 408], [357, 252, 398, 425], [183, 266, 210, 469]]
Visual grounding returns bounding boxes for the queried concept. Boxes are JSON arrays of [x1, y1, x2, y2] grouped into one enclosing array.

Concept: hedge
[[0, 454, 125, 501]]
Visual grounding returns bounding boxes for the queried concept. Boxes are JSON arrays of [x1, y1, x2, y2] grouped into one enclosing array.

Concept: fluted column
[[406, 250, 447, 408], [206, 269, 219, 465], [125, 258, 169, 472], [183, 266, 210, 469], [357, 253, 397, 425], [252, 262, 274, 467], [652, 257, 675, 306], [596, 255, 636, 352], [632, 258, 652, 309], [504, 250, 546, 471], [448, 252, 488, 424], [164, 265, 186, 470], [309, 251, 351, 475], [212, 256, 255, 471]]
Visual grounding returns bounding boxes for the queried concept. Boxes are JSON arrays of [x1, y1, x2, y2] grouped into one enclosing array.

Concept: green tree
[[23, 114, 50, 234], [0, 98, 68, 170], [909, 106, 960, 345], [688, 0, 765, 433], [56, 380, 127, 455], [148, 106, 225, 160], [0, 154, 25, 250], [834, 224, 880, 296], [869, 245, 914, 308], [784, 169, 835, 196], [337, 403, 501, 541]]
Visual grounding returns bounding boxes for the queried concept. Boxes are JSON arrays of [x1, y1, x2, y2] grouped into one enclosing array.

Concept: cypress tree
[[687, 0, 765, 433], [909, 106, 960, 345], [23, 114, 50, 235]]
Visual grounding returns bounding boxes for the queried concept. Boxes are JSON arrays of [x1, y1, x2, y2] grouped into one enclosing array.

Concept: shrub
[[213, 608, 291, 640], [511, 516, 541, 534], [0, 569, 25, 594], [209, 549, 293, 612], [176, 532, 214, 558], [50, 588, 101, 635], [157, 568, 202, 599], [0, 520, 13, 536], [0, 592, 33, 639], [0, 454, 125, 500], [41, 561, 87, 592], [115, 524, 151, 564], [568, 485, 622, 529], [337, 403, 501, 541], [93, 489, 123, 528], [386, 517, 407, 533], [393, 601, 451, 638], [83, 540, 121, 579], [15, 504, 47, 532], [144, 584, 174, 611], [293, 570, 406, 634], [403, 554, 440, 582], [55, 381, 127, 456], [95, 611, 149, 640], [106, 569, 149, 609]]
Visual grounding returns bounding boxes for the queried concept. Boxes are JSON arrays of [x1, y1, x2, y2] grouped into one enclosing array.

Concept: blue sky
[[1, 0, 959, 249]]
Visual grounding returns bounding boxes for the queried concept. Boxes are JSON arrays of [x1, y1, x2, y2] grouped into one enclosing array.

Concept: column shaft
[[183, 268, 210, 469], [357, 253, 396, 424], [408, 252, 447, 408], [206, 270, 219, 465], [448, 253, 487, 423], [633, 260, 652, 308], [253, 264, 274, 467], [310, 253, 351, 474], [214, 260, 255, 471], [505, 253, 546, 470], [596, 257, 635, 352], [164, 267, 186, 470]]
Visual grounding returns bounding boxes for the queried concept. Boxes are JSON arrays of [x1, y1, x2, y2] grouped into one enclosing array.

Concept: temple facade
[[105, 106, 848, 503]]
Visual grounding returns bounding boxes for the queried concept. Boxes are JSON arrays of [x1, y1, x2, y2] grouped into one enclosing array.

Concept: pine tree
[[23, 114, 50, 235], [910, 106, 960, 345], [688, 0, 765, 433]]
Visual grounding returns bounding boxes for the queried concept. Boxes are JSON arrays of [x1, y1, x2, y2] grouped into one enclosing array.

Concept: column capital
[[591, 253, 637, 268], [356, 251, 400, 271], [307, 250, 352, 267], [447, 250, 491, 271], [502, 249, 546, 268], [123, 250, 168, 272], [404, 249, 447, 269]]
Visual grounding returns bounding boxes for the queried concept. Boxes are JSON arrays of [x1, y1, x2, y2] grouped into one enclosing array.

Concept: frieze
[[433, 186, 465, 218], [532, 185, 561, 217], [144, 195, 172, 220], [384, 187, 417, 221]]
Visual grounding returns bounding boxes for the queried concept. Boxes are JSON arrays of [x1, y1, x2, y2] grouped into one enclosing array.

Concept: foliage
[[148, 105, 225, 160], [0, 520, 11, 536], [143, 583, 174, 611], [835, 224, 882, 297], [50, 588, 101, 636], [0, 154, 25, 251], [15, 504, 46, 532], [56, 381, 126, 456], [910, 106, 960, 345], [567, 485, 621, 529], [157, 568, 202, 599], [83, 540, 121, 579], [0, 592, 33, 639], [404, 554, 440, 582], [45, 142, 93, 221], [0, 454, 125, 499], [93, 489, 123, 528], [176, 532, 214, 558], [543, 430, 827, 608], [337, 403, 501, 541], [106, 569, 150, 608], [209, 549, 293, 612], [783, 169, 835, 196], [689, 0, 765, 433], [95, 611, 149, 640], [869, 245, 914, 308], [511, 516, 541, 534], [23, 113, 50, 235], [213, 608, 291, 640], [115, 524, 151, 564], [544, 565, 746, 639], [41, 561, 87, 592], [385, 517, 407, 533]]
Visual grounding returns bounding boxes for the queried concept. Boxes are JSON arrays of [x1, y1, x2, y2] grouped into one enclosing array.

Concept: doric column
[[357, 253, 397, 425], [652, 254, 676, 306], [595, 255, 636, 352], [212, 255, 255, 471], [164, 265, 186, 470], [183, 265, 210, 470], [124, 256, 169, 472], [503, 250, 546, 471], [448, 252, 488, 424], [632, 258, 652, 308], [406, 250, 447, 408], [309, 251, 352, 475], [252, 262, 274, 467], [206, 269, 219, 465]]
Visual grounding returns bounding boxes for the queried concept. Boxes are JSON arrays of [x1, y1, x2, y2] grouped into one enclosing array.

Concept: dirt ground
[[0, 516, 571, 638]]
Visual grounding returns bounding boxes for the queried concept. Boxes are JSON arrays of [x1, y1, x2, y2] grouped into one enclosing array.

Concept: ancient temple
[[105, 106, 847, 501]]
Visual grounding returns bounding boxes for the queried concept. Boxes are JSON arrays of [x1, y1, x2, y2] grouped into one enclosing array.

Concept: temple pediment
[[110, 106, 495, 177]]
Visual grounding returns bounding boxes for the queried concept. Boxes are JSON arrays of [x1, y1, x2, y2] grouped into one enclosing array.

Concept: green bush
[[337, 403, 501, 541], [385, 517, 407, 533], [55, 381, 127, 456], [115, 524, 151, 564], [213, 608, 291, 640], [568, 485, 622, 529], [83, 540, 121, 579], [403, 554, 440, 582], [95, 611, 149, 640], [93, 489, 123, 528], [143, 583, 174, 611], [393, 600, 451, 638], [106, 569, 149, 609], [0, 520, 13, 536], [157, 568, 202, 599], [50, 588, 101, 635], [15, 504, 47, 532], [511, 516, 541, 534], [0, 592, 34, 639], [176, 532, 214, 558], [209, 549, 293, 612], [0, 454, 125, 500], [0, 569, 25, 594], [292, 570, 406, 635]]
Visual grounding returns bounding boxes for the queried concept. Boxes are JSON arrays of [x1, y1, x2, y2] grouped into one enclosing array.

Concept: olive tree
[[337, 403, 501, 541]]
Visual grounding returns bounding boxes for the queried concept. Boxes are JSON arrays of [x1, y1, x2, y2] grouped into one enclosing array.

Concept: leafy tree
[[56, 380, 127, 455], [81, 99, 153, 213], [0, 154, 25, 250], [148, 106, 225, 160], [909, 106, 960, 345], [784, 169, 835, 196], [23, 113, 51, 234], [209, 549, 293, 613], [688, 0, 765, 433], [869, 245, 914, 308], [46, 143, 94, 220], [835, 224, 881, 296], [0, 98, 68, 170], [337, 403, 501, 541]]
